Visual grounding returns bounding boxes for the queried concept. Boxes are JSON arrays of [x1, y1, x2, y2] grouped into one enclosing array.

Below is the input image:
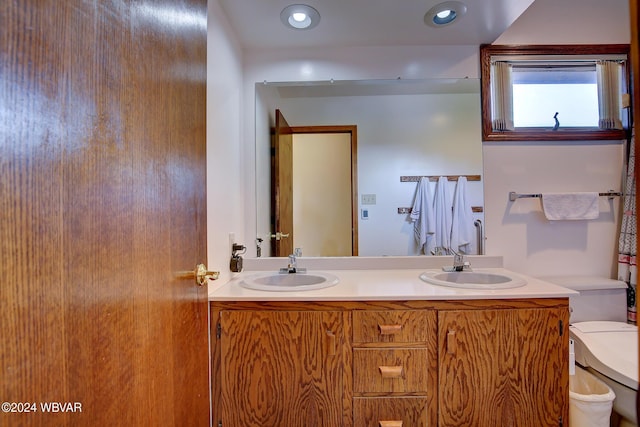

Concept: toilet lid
[[570, 321, 638, 390]]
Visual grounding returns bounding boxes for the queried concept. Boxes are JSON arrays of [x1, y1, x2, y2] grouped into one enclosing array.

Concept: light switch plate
[[361, 194, 376, 205]]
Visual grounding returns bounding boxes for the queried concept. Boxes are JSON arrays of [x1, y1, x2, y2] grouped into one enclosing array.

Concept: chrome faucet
[[452, 250, 465, 271], [279, 251, 307, 274], [442, 248, 469, 272], [288, 254, 298, 271]]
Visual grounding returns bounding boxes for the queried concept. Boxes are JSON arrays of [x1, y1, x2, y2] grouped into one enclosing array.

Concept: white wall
[[494, 0, 630, 45], [484, 143, 625, 277], [207, 0, 245, 286], [484, 0, 630, 277]]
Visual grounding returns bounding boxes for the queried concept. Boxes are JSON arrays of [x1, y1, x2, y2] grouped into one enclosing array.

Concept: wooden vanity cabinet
[[438, 306, 569, 427], [213, 309, 347, 427], [351, 309, 437, 427], [211, 299, 569, 427]]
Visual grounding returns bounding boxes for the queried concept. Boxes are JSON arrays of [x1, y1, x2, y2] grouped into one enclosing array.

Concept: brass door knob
[[177, 264, 220, 286], [195, 264, 219, 286]]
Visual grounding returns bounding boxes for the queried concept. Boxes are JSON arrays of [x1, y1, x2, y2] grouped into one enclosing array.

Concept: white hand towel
[[541, 192, 600, 220], [451, 177, 473, 252], [433, 176, 453, 250], [410, 177, 435, 254]]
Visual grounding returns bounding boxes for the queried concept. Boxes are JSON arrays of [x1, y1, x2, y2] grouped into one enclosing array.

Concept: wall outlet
[[361, 194, 376, 205]]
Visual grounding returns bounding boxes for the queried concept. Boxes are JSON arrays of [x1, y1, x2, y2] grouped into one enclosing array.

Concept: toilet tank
[[542, 276, 628, 323]]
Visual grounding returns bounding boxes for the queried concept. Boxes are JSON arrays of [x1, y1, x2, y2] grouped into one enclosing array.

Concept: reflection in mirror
[[255, 79, 484, 258]]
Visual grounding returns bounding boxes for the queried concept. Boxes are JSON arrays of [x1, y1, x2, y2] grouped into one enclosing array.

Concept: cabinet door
[[438, 308, 569, 427], [219, 310, 344, 427]]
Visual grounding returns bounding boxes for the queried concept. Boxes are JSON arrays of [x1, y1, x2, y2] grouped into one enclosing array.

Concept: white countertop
[[209, 257, 577, 302]]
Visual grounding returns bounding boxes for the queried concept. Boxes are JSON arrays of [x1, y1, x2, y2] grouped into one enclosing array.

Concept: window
[[480, 44, 630, 141], [512, 65, 599, 128]]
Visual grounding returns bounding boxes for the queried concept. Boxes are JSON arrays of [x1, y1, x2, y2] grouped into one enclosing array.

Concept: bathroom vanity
[[209, 258, 574, 427]]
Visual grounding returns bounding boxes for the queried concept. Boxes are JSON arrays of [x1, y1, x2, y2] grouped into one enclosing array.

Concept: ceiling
[[217, 0, 536, 50]]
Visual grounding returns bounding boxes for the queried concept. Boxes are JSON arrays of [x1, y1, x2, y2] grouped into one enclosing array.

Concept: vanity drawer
[[353, 348, 428, 393], [352, 310, 434, 344], [353, 396, 428, 427]]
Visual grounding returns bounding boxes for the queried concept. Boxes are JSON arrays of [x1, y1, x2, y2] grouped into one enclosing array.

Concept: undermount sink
[[240, 271, 339, 292], [419, 269, 527, 290]]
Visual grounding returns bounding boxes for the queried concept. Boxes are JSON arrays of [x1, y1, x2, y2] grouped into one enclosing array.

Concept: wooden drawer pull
[[379, 421, 403, 427], [378, 365, 403, 378], [326, 330, 336, 356], [447, 330, 456, 355], [378, 324, 403, 335]]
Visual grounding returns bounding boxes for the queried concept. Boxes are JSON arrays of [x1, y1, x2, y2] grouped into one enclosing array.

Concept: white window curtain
[[596, 60, 623, 130], [490, 61, 514, 131], [491, 59, 625, 131]]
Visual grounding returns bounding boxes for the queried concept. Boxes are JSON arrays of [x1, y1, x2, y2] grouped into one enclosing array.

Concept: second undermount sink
[[240, 271, 339, 292], [419, 269, 527, 290]]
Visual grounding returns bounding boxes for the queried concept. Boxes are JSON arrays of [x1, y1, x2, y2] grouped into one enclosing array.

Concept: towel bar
[[509, 190, 622, 202], [398, 206, 484, 214], [401, 174, 481, 182]]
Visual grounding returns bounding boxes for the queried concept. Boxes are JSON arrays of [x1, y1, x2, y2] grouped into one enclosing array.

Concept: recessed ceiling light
[[424, 1, 467, 28], [280, 4, 320, 30]]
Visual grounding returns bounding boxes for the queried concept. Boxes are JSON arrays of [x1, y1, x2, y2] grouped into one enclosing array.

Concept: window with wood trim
[[480, 44, 630, 141]]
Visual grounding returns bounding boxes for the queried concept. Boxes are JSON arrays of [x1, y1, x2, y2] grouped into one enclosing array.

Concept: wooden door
[[0, 1, 209, 426], [289, 128, 359, 257], [273, 109, 295, 256], [272, 114, 359, 257], [217, 310, 344, 426], [438, 308, 569, 427]]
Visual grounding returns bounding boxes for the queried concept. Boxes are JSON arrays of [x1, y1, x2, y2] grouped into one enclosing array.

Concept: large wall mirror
[[255, 78, 484, 258]]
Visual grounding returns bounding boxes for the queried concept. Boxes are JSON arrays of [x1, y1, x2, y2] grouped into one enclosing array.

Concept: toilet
[[543, 276, 638, 426]]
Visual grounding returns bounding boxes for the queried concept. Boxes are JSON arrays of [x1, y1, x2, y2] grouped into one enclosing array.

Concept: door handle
[[177, 264, 219, 286], [378, 365, 403, 378], [326, 330, 336, 356], [378, 324, 403, 335], [447, 330, 456, 355], [270, 231, 290, 240]]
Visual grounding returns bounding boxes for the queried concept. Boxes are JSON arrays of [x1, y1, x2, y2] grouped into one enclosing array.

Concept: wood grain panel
[[352, 310, 435, 344], [273, 109, 294, 256], [438, 308, 569, 427], [0, 2, 70, 422], [211, 298, 569, 312], [353, 349, 429, 394], [353, 397, 428, 427], [1, 1, 208, 425], [219, 310, 344, 427], [342, 310, 355, 427]]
